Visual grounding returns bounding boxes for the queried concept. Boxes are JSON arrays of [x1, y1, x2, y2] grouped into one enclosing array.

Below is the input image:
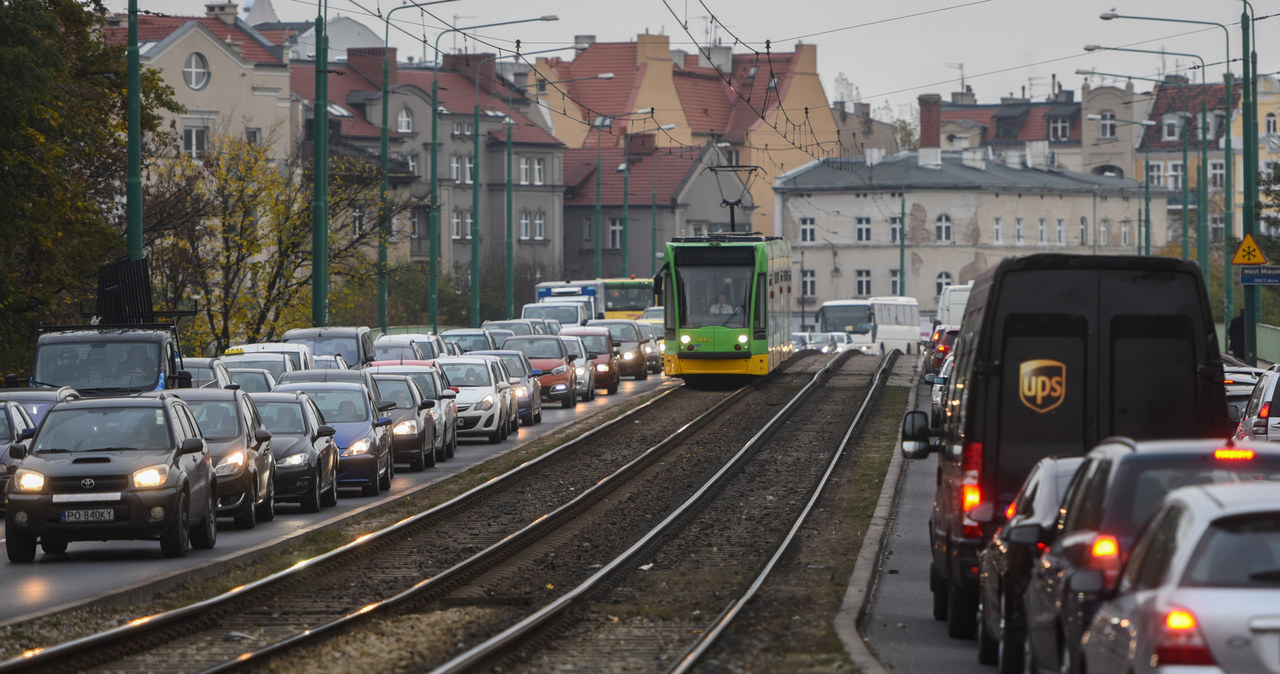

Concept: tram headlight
[[738, 335, 749, 344], [679, 334, 691, 344]]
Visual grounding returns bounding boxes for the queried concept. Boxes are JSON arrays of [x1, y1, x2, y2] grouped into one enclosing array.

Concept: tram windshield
[[673, 247, 755, 329]]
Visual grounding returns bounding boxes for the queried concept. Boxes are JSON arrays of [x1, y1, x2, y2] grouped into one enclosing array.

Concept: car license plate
[[61, 508, 115, 523]]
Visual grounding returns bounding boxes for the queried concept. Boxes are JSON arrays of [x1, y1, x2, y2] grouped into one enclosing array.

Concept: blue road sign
[[1241, 265, 1280, 285]]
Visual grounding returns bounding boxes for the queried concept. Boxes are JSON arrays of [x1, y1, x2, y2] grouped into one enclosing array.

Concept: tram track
[[0, 352, 829, 674]]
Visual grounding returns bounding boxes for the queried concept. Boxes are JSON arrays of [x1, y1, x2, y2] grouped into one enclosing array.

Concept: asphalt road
[[0, 373, 673, 626], [861, 379, 991, 674]]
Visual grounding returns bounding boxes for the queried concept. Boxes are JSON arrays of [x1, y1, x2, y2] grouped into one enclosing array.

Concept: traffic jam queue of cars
[[901, 254, 1280, 674], [4, 318, 662, 562]]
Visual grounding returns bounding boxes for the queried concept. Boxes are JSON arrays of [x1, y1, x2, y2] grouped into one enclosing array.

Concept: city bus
[[601, 277, 655, 320], [814, 296, 921, 355]]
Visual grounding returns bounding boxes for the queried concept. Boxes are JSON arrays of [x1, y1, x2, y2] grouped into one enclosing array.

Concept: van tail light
[[960, 441, 983, 538], [1153, 608, 1216, 666], [1088, 534, 1122, 587]]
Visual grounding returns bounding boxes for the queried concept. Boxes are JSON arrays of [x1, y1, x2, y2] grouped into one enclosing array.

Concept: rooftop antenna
[[452, 15, 477, 54], [947, 62, 965, 91]]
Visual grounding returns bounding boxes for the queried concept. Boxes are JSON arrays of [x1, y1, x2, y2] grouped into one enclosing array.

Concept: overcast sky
[[105, 0, 1280, 120]]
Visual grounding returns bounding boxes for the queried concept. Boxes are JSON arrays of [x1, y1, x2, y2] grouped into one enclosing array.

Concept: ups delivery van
[[900, 254, 1230, 639]]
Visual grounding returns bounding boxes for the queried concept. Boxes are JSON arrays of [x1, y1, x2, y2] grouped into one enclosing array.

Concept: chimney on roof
[[626, 132, 657, 156], [951, 87, 976, 105], [574, 35, 596, 52], [347, 47, 394, 87], [918, 94, 942, 149], [865, 147, 884, 167], [961, 148, 986, 170], [205, 3, 239, 26], [444, 53, 502, 96], [699, 45, 732, 72]]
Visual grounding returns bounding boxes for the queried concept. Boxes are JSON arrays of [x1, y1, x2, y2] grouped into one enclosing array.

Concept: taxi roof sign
[[1233, 234, 1268, 265], [224, 346, 245, 355]]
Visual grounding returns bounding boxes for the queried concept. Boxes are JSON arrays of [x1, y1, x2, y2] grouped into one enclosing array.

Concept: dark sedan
[[273, 382, 393, 497], [172, 388, 276, 529], [250, 391, 339, 513], [372, 374, 437, 471], [0, 386, 80, 426], [0, 401, 37, 494]]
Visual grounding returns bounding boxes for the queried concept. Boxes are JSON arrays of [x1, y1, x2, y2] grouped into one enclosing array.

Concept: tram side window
[[753, 273, 766, 337]]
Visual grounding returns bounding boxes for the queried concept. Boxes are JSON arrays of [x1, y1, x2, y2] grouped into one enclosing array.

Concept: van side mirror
[[9, 443, 26, 461], [180, 437, 205, 454], [900, 410, 932, 459], [969, 502, 996, 523], [1067, 569, 1106, 595], [19, 428, 36, 441]]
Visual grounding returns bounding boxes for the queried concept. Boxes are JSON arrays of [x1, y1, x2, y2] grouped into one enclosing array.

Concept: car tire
[[947, 580, 978, 639], [446, 428, 457, 458], [409, 441, 427, 471], [422, 436, 436, 468], [40, 539, 67, 555], [435, 434, 448, 462], [191, 488, 218, 549], [6, 529, 37, 563], [521, 412, 533, 426], [534, 407, 543, 424], [234, 490, 257, 530], [978, 594, 999, 665], [378, 457, 392, 490], [301, 469, 323, 513], [607, 380, 618, 395], [931, 562, 949, 621], [160, 491, 192, 558], [362, 471, 381, 496], [321, 462, 339, 507], [256, 478, 275, 522], [562, 391, 575, 409], [636, 366, 648, 381]]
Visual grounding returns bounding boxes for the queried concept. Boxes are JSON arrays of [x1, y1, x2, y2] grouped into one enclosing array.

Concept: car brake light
[[1153, 608, 1215, 666], [1005, 502, 1017, 519], [1088, 534, 1122, 587], [1091, 535, 1118, 558], [961, 441, 982, 537], [1215, 448, 1255, 460], [1261, 402, 1271, 419], [1224, 379, 1236, 385]]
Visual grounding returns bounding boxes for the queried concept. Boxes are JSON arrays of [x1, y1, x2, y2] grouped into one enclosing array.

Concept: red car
[[929, 326, 959, 373], [560, 327, 621, 395], [502, 336, 579, 408]]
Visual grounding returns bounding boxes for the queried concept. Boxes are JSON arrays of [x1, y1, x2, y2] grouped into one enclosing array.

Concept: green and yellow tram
[[656, 234, 793, 383]]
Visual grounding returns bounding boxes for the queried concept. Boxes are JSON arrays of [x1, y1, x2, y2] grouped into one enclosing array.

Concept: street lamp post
[[620, 121, 675, 279], [312, 1, 330, 327], [1241, 0, 1260, 365], [1086, 113, 1156, 253], [427, 15, 557, 331]]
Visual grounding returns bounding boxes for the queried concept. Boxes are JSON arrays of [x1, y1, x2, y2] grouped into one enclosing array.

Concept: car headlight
[[575, 365, 586, 377], [659, 342, 666, 353], [622, 351, 636, 360], [596, 363, 609, 372], [133, 464, 171, 489], [344, 438, 372, 456], [551, 365, 568, 375], [279, 452, 309, 467], [393, 420, 418, 435], [13, 468, 45, 492], [215, 451, 246, 476], [475, 394, 495, 411], [642, 345, 653, 354], [515, 385, 528, 398]]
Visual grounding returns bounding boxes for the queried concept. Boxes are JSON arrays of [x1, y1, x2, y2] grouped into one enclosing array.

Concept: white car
[[1079, 481, 1280, 674], [560, 335, 596, 401], [434, 357, 513, 444], [927, 354, 954, 425], [225, 342, 315, 371]]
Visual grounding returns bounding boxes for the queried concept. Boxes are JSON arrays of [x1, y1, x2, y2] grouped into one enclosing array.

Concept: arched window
[[935, 214, 952, 242], [183, 53, 209, 90], [1099, 111, 1116, 139], [936, 272, 954, 296], [397, 108, 413, 133]]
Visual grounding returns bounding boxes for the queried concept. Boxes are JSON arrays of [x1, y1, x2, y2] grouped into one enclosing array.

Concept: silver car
[[560, 335, 596, 401], [1078, 481, 1280, 673], [1234, 366, 1280, 442], [926, 354, 954, 426]]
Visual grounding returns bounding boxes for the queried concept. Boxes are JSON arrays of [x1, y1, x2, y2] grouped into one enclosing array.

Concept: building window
[[1100, 218, 1109, 246], [1049, 116, 1070, 141], [592, 115, 613, 129], [1149, 161, 1164, 188], [855, 217, 872, 242], [935, 214, 952, 242], [465, 122, 473, 136], [534, 212, 545, 240], [1211, 214, 1225, 242], [352, 209, 366, 235], [1057, 218, 1065, 244], [464, 211, 473, 239], [890, 216, 902, 243], [519, 156, 530, 184], [1038, 218, 1047, 244], [936, 272, 953, 296], [1210, 161, 1225, 188], [725, 149, 740, 165], [584, 218, 593, 242], [1121, 221, 1130, 246], [464, 156, 474, 184], [801, 268, 815, 297], [608, 218, 623, 249], [246, 128, 261, 145], [800, 217, 815, 242], [993, 217, 1002, 244], [182, 127, 207, 159], [1163, 115, 1181, 141], [397, 108, 413, 133], [452, 121, 462, 136], [450, 155, 461, 182], [855, 269, 872, 296], [890, 269, 900, 296], [519, 212, 530, 240], [1169, 162, 1184, 191], [1268, 113, 1277, 135], [1015, 217, 1024, 244], [407, 154, 417, 175], [1079, 217, 1088, 246], [451, 211, 462, 239], [533, 158, 545, 185], [183, 52, 210, 90], [411, 210, 426, 239], [1099, 111, 1116, 139]]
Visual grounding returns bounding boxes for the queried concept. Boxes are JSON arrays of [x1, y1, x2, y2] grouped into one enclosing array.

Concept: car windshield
[[314, 357, 346, 370], [0, 411, 10, 439], [229, 371, 272, 393], [524, 304, 580, 324], [640, 307, 664, 321], [403, 372, 438, 397], [292, 336, 359, 364], [33, 341, 161, 392], [1183, 511, 1280, 588], [508, 339, 564, 360], [257, 402, 307, 434], [375, 378, 415, 409], [600, 323, 639, 342], [221, 355, 287, 378], [34, 407, 171, 452], [440, 363, 492, 387], [302, 390, 369, 423], [188, 400, 241, 441], [444, 334, 491, 353], [491, 322, 531, 335], [189, 366, 219, 388], [819, 305, 873, 335], [496, 355, 528, 376], [576, 334, 610, 354]]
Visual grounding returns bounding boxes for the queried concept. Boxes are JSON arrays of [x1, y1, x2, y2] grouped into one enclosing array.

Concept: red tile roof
[[673, 70, 734, 136], [939, 102, 1081, 144], [106, 13, 282, 65], [563, 146, 705, 207], [545, 43, 643, 132], [1142, 80, 1242, 151]]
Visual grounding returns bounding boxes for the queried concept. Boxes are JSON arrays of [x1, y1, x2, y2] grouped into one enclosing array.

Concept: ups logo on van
[[1019, 359, 1066, 413]]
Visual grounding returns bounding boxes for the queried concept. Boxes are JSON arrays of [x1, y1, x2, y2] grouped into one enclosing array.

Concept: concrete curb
[[834, 354, 919, 673]]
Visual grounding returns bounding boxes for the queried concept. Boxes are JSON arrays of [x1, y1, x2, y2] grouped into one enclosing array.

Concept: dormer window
[[1049, 116, 1070, 141], [1162, 114, 1182, 141]]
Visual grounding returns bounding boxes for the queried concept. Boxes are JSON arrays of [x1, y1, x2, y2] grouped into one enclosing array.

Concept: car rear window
[[508, 339, 565, 360], [1105, 457, 1280, 538], [257, 402, 306, 434], [440, 362, 493, 387], [602, 324, 638, 342], [1183, 512, 1280, 587]]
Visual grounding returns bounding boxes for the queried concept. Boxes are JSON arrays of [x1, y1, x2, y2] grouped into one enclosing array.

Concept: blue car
[[471, 350, 544, 426], [272, 382, 393, 497]]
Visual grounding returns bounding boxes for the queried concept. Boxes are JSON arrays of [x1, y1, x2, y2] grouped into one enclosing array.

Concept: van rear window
[[1110, 315, 1197, 439]]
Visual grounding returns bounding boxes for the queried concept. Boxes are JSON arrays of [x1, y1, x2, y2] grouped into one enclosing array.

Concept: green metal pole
[[429, 76, 440, 333], [1243, 3, 1258, 365], [651, 155, 658, 277], [594, 129, 602, 278], [126, 0, 142, 262], [377, 15, 396, 335], [1182, 119, 1190, 261], [899, 189, 905, 296], [311, 11, 329, 327], [1198, 89, 1209, 285], [1144, 154, 1151, 255], [471, 100, 481, 327], [1225, 72, 1236, 324], [506, 120, 514, 318], [622, 159, 630, 278]]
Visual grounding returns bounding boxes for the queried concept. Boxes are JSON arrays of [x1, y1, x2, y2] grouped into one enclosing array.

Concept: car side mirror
[[900, 410, 932, 459], [441, 390, 457, 399], [254, 428, 272, 443], [530, 369, 543, 377], [1007, 523, 1044, 546], [172, 370, 194, 389], [586, 353, 598, 360], [969, 502, 996, 524], [19, 428, 36, 441], [317, 425, 337, 438], [180, 437, 205, 454], [1067, 569, 1106, 595], [924, 373, 936, 384], [9, 443, 26, 461], [419, 399, 436, 410], [613, 348, 621, 356], [508, 377, 522, 385], [497, 381, 511, 390], [376, 415, 393, 427], [1228, 404, 1241, 422], [566, 354, 578, 362]]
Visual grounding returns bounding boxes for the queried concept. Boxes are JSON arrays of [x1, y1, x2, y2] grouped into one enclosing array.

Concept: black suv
[[5, 395, 217, 561]]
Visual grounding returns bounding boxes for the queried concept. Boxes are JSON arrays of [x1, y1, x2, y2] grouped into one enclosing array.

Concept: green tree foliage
[[0, 0, 178, 374]]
